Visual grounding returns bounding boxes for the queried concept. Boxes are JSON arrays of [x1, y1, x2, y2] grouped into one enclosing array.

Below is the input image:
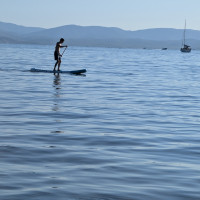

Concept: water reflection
[[52, 74, 64, 133], [52, 74, 61, 112], [51, 130, 64, 134], [53, 74, 61, 91]]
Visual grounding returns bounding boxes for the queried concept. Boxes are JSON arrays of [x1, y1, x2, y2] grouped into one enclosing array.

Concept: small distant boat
[[162, 48, 167, 50], [180, 20, 191, 53]]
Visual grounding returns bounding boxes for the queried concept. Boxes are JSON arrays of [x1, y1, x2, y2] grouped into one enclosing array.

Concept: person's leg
[[57, 56, 62, 71], [54, 51, 59, 71], [58, 60, 61, 71], [54, 61, 58, 71]]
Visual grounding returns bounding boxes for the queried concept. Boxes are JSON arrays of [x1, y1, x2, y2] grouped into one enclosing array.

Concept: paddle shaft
[[61, 46, 67, 56]]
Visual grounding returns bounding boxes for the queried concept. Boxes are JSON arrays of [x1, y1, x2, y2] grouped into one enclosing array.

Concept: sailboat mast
[[183, 20, 186, 45], [180, 19, 191, 52]]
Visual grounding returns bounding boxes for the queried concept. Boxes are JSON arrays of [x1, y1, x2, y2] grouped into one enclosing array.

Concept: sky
[[0, 0, 200, 31]]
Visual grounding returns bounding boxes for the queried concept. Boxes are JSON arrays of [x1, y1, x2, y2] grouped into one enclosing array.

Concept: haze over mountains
[[1, 21, 200, 49]]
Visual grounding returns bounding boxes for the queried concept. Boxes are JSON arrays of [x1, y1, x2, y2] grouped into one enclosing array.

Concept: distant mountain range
[[1, 21, 200, 49]]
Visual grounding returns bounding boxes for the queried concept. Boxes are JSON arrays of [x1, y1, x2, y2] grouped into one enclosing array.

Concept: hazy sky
[[0, 0, 200, 30]]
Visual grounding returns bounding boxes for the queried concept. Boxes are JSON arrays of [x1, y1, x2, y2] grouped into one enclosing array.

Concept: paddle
[[61, 46, 68, 56]]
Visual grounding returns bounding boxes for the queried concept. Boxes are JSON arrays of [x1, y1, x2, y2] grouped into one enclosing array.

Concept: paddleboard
[[30, 68, 86, 75]]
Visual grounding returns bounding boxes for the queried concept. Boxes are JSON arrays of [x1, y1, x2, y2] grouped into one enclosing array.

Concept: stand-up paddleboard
[[30, 68, 86, 75]]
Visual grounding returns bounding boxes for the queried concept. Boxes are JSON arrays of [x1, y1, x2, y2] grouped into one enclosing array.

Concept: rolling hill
[[1, 21, 200, 49]]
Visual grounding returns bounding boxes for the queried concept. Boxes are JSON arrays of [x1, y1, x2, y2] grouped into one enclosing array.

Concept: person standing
[[54, 38, 68, 71]]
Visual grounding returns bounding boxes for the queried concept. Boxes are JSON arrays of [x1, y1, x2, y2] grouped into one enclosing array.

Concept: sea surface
[[0, 44, 200, 200]]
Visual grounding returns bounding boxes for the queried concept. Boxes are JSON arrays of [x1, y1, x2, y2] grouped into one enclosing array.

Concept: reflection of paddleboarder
[[54, 38, 68, 71]]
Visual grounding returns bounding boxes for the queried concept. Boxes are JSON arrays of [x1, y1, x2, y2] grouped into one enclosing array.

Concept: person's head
[[60, 38, 64, 43]]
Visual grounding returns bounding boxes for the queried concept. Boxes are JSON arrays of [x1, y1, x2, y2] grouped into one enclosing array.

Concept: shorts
[[54, 51, 61, 61]]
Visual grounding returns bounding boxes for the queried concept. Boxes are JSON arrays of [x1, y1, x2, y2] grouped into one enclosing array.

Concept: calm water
[[0, 44, 200, 200]]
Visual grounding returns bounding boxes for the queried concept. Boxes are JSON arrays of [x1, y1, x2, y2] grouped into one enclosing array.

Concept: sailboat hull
[[180, 48, 191, 53]]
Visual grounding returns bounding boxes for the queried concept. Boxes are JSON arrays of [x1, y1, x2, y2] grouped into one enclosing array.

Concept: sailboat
[[180, 20, 191, 52]]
